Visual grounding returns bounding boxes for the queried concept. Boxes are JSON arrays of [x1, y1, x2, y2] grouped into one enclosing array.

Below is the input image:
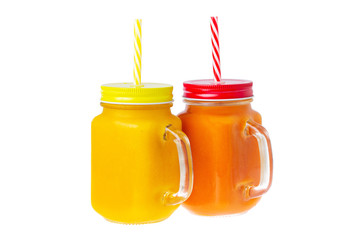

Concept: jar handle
[[163, 127, 194, 205], [243, 120, 273, 200]]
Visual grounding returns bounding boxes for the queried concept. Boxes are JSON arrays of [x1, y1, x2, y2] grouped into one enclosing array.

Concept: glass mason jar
[[178, 79, 273, 216], [91, 83, 193, 224]]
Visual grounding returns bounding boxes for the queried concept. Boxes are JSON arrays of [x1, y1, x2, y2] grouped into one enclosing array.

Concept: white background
[[1, 0, 360, 239]]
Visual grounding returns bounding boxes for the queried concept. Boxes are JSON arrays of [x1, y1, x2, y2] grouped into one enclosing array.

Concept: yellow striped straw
[[133, 19, 142, 85]]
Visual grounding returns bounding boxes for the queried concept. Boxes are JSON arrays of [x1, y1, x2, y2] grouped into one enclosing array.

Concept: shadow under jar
[[178, 79, 273, 216]]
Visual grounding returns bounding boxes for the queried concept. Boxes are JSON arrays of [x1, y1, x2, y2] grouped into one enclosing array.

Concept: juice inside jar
[[91, 103, 181, 223], [179, 100, 263, 216]]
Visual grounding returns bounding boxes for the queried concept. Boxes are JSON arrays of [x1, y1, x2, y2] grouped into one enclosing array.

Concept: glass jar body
[[178, 99, 266, 216], [91, 103, 182, 224]]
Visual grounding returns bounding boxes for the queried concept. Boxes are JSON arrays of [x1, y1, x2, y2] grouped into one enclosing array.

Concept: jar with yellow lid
[[91, 83, 193, 224]]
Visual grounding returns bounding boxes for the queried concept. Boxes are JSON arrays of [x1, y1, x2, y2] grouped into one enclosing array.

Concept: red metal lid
[[183, 79, 253, 100]]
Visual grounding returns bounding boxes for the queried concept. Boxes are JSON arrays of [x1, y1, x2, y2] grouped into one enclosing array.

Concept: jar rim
[[183, 97, 253, 106], [100, 100, 174, 105], [183, 97, 253, 102]]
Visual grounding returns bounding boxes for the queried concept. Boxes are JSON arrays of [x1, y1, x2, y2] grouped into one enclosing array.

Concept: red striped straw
[[211, 16, 221, 83]]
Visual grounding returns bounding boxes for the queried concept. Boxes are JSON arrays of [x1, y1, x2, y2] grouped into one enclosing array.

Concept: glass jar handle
[[244, 120, 273, 200], [163, 128, 194, 205]]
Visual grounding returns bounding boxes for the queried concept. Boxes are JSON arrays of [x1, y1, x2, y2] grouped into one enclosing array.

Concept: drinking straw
[[133, 19, 142, 85], [211, 16, 221, 83]]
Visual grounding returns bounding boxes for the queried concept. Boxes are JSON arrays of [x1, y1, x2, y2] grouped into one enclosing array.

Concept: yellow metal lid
[[100, 83, 173, 104]]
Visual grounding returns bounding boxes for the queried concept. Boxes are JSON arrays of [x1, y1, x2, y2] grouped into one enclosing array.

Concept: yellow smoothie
[[91, 83, 192, 224]]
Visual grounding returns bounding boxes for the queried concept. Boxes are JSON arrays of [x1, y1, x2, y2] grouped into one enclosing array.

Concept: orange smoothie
[[179, 79, 273, 216]]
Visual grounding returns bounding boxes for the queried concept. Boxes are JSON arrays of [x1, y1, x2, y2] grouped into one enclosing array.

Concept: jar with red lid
[[178, 79, 273, 216]]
